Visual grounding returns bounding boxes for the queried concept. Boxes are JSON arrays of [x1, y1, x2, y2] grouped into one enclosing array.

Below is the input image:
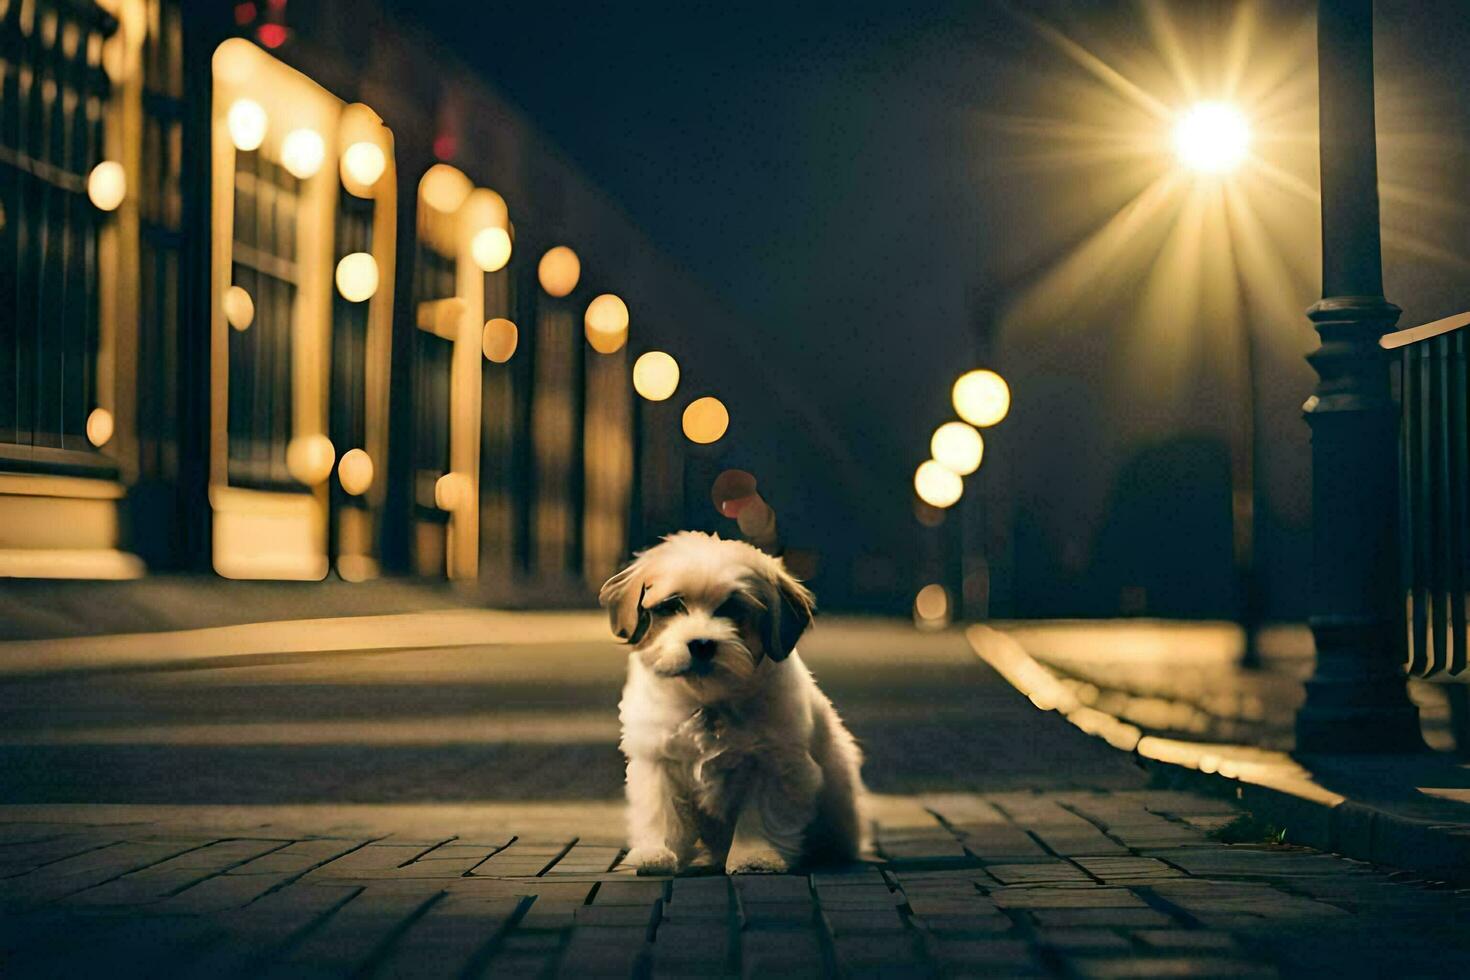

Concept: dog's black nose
[[688, 639, 717, 660]]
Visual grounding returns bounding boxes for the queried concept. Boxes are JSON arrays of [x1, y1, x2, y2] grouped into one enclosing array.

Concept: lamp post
[[1294, 0, 1422, 752]]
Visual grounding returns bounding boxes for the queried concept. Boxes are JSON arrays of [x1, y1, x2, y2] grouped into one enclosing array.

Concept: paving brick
[[740, 928, 824, 978], [991, 887, 1147, 910], [984, 862, 1095, 886], [1066, 955, 1279, 978], [739, 899, 815, 929], [1034, 927, 1132, 951], [4, 840, 218, 908], [731, 874, 812, 902], [574, 902, 660, 929], [261, 885, 445, 977], [369, 893, 524, 977], [649, 920, 732, 975], [1133, 929, 1243, 951], [593, 879, 665, 905], [820, 906, 908, 935], [1029, 907, 1176, 928]]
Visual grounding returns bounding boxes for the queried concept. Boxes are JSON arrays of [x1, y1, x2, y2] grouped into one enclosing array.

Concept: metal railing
[[1384, 311, 1470, 678]]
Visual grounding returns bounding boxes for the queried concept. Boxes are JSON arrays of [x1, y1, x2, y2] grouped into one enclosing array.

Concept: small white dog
[[600, 531, 866, 875]]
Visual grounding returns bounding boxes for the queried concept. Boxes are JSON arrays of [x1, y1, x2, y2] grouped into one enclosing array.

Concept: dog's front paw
[[725, 847, 789, 875], [626, 845, 679, 875]]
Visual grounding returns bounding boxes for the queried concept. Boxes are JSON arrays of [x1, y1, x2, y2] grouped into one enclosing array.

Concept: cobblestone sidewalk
[[5, 789, 1470, 978]]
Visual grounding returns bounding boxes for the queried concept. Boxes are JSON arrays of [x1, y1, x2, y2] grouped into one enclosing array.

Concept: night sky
[[385, 0, 1470, 617]]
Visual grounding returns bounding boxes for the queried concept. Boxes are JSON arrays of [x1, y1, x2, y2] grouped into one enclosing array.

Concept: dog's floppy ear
[[599, 557, 651, 643], [761, 562, 815, 662]]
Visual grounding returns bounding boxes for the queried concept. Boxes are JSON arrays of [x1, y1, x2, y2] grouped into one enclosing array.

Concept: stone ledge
[[971, 624, 1470, 882]]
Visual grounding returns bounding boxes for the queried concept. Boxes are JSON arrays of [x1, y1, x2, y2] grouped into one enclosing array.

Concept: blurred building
[[0, 0, 732, 597]]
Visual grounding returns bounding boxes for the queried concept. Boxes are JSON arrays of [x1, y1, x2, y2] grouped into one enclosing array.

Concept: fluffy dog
[[600, 531, 866, 875]]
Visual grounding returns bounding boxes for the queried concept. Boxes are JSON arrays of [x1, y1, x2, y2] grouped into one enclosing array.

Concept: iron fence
[[1385, 312, 1470, 677]]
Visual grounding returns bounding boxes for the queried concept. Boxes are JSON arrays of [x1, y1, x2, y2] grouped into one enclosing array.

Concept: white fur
[[602, 532, 867, 874]]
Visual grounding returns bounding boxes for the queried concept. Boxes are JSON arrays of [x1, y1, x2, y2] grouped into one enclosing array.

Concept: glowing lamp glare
[[471, 226, 512, 272], [335, 252, 379, 302], [341, 141, 386, 188], [632, 351, 680, 401], [280, 128, 325, 178], [931, 421, 984, 475], [683, 397, 729, 445], [1173, 101, 1250, 174], [86, 161, 126, 211], [952, 369, 1010, 427], [915, 459, 963, 508], [538, 246, 581, 297], [482, 318, 519, 363], [226, 98, 267, 151]]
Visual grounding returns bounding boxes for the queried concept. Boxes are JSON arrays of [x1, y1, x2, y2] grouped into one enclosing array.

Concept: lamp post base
[[1295, 615, 1426, 754]]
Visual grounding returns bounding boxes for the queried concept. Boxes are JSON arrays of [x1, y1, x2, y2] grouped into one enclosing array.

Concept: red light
[[267, 0, 288, 9], [432, 133, 457, 161], [257, 23, 288, 48], [233, 2, 256, 25]]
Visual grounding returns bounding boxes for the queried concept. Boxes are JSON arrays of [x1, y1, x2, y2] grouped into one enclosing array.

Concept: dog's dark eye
[[651, 596, 685, 617], [714, 597, 746, 623]]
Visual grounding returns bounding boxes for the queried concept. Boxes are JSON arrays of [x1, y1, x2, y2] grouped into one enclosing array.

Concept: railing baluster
[[1432, 334, 1452, 674], [1450, 330, 1468, 675], [1411, 342, 1431, 674]]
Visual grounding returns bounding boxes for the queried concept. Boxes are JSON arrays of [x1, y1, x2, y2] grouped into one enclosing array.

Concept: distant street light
[[914, 460, 963, 509], [1173, 101, 1251, 174], [633, 351, 680, 401], [931, 421, 984, 476], [682, 396, 729, 444], [952, 369, 1010, 427]]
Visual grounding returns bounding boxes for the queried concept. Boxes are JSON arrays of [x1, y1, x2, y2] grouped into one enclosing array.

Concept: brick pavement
[[5, 790, 1470, 978]]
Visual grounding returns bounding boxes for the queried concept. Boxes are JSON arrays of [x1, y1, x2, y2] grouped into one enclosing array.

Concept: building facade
[[0, 0, 718, 595]]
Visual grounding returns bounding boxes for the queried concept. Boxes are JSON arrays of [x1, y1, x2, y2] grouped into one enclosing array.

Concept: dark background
[[382, 0, 1470, 620]]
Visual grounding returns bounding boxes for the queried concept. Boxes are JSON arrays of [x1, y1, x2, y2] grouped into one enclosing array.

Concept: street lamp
[[1173, 101, 1251, 174]]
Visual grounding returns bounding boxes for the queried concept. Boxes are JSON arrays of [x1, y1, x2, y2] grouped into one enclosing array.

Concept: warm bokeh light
[[914, 583, 951, 629], [585, 293, 629, 354], [226, 98, 267, 151], [223, 285, 255, 331], [335, 252, 378, 302], [952, 369, 1010, 427], [471, 226, 512, 272], [682, 396, 729, 444], [711, 469, 758, 518], [86, 161, 125, 211], [341, 141, 386, 189], [931, 421, 984, 475], [632, 350, 679, 401], [482, 318, 518, 363], [737, 495, 776, 541], [434, 471, 473, 511], [1174, 101, 1251, 175], [915, 500, 946, 528], [85, 407, 114, 448], [337, 448, 374, 496], [538, 245, 581, 297], [585, 293, 629, 333], [286, 434, 336, 486], [914, 459, 963, 508], [419, 163, 472, 213], [280, 128, 325, 179]]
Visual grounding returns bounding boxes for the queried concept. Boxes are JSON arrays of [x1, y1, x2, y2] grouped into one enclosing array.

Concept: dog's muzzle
[[688, 639, 717, 661]]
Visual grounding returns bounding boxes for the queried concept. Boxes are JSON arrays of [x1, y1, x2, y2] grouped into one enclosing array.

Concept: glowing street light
[[1173, 101, 1251, 175], [952, 369, 1010, 427], [931, 421, 984, 475], [914, 459, 963, 509], [632, 350, 680, 401], [226, 98, 267, 152]]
